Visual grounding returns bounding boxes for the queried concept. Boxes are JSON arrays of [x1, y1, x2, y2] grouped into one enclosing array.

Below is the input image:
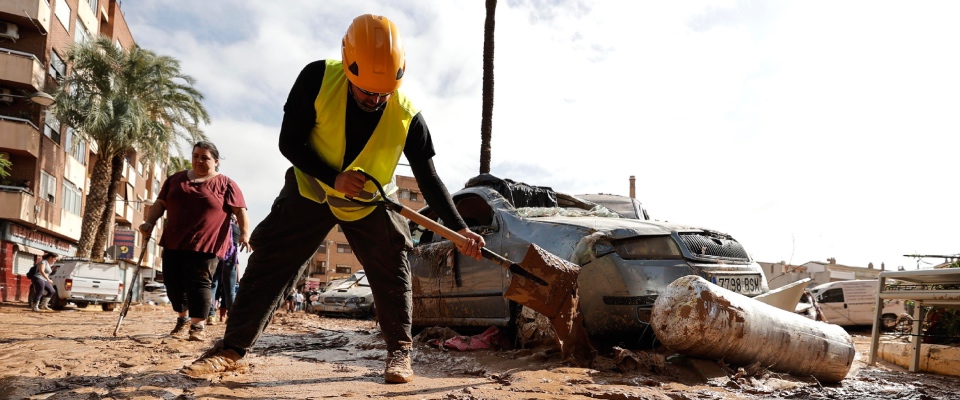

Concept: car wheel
[[75, 301, 89, 309], [101, 303, 116, 312], [881, 313, 898, 330], [50, 291, 66, 310]]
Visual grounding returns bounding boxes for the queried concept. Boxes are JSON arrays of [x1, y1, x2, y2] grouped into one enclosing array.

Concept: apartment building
[[0, 0, 162, 302], [302, 175, 424, 290]]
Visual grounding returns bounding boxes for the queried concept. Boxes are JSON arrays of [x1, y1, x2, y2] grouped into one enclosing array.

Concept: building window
[[337, 244, 352, 253], [335, 265, 352, 274], [40, 171, 56, 203], [44, 112, 61, 145], [63, 179, 82, 215], [136, 159, 144, 176], [55, 0, 71, 30], [75, 21, 90, 44], [153, 176, 161, 193], [66, 127, 86, 164], [50, 51, 66, 82], [410, 192, 419, 202], [134, 196, 142, 212], [87, 0, 98, 14]]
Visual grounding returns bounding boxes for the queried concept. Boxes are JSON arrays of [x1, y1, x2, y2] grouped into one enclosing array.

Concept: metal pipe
[[651, 275, 855, 383]]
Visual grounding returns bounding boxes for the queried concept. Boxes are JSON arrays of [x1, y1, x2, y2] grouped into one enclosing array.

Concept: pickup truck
[[47, 258, 125, 311]]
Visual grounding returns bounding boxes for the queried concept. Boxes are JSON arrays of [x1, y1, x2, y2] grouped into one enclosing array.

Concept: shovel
[[113, 233, 152, 336], [350, 171, 580, 320]]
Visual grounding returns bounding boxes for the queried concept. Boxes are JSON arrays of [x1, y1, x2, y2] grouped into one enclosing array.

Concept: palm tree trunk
[[479, 0, 496, 174], [76, 153, 114, 258], [92, 155, 124, 260]]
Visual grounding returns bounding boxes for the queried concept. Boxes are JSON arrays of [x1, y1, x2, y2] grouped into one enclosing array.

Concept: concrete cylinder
[[651, 275, 855, 382]]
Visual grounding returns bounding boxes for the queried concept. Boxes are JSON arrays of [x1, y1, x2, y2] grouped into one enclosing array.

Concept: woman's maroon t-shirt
[[157, 171, 246, 258]]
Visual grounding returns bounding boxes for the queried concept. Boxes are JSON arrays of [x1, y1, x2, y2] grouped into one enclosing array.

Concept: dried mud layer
[[0, 302, 957, 400]]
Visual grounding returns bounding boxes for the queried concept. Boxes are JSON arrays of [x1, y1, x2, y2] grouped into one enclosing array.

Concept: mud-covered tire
[[75, 301, 89, 309], [881, 313, 899, 330], [101, 303, 116, 312], [50, 291, 66, 310]]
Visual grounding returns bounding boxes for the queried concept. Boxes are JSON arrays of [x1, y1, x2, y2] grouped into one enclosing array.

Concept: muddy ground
[[0, 302, 956, 400]]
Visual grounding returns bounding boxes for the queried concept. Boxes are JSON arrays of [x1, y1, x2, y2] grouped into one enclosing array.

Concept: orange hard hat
[[341, 14, 405, 93]]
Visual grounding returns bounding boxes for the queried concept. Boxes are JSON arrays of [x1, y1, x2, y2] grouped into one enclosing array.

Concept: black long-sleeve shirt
[[278, 60, 466, 231]]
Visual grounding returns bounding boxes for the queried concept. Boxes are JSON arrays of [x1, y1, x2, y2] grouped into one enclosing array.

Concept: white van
[[808, 280, 909, 329]]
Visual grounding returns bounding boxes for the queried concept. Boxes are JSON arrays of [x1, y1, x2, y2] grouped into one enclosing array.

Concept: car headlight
[[608, 236, 682, 259]]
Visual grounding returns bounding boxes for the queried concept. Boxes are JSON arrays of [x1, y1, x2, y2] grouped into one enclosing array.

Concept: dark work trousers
[[161, 249, 219, 318], [224, 167, 414, 353]]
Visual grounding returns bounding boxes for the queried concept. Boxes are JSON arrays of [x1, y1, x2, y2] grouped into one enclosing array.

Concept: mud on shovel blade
[[113, 235, 152, 336]]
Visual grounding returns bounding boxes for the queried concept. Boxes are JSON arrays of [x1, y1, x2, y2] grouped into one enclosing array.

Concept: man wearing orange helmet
[[183, 14, 485, 384]]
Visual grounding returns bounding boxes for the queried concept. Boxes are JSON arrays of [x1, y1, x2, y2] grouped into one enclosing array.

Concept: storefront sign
[[1, 222, 76, 256], [113, 229, 136, 260]]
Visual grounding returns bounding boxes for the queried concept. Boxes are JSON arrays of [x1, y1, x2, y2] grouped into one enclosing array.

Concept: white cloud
[[123, 1, 960, 274]]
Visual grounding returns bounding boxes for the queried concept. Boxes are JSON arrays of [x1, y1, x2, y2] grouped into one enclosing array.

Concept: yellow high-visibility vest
[[294, 60, 418, 221]]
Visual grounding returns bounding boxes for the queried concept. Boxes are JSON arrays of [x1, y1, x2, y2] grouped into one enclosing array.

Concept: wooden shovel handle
[[396, 206, 513, 269]]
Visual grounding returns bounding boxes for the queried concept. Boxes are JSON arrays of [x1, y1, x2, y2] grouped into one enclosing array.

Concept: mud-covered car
[[312, 271, 375, 317], [409, 175, 769, 343]]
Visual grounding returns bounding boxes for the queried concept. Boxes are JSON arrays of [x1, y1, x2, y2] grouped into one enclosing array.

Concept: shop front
[[0, 222, 77, 302]]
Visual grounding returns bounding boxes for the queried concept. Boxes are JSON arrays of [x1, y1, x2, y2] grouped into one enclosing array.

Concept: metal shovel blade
[[503, 243, 581, 319]]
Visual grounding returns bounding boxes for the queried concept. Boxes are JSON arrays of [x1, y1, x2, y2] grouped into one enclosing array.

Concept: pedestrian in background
[[140, 141, 250, 341], [208, 215, 241, 325], [27, 252, 59, 312]]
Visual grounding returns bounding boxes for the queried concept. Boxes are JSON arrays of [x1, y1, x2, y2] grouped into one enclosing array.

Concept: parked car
[[47, 258, 124, 311], [312, 271, 375, 317], [803, 280, 909, 329], [142, 282, 171, 305], [408, 174, 769, 343]]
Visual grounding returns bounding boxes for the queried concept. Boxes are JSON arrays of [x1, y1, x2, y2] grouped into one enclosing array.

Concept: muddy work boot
[[170, 316, 190, 337], [181, 343, 247, 377], [188, 323, 206, 341], [30, 297, 41, 312], [384, 349, 414, 384]]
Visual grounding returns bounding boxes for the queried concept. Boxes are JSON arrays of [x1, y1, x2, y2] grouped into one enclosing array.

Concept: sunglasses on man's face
[[354, 85, 393, 98]]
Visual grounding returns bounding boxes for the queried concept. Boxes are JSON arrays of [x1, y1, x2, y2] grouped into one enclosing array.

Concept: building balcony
[[0, 116, 40, 157], [0, 0, 50, 33], [0, 48, 45, 91], [0, 188, 82, 241], [0, 186, 35, 223]]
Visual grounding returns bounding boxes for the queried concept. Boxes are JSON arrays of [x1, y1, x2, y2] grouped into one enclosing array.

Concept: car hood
[[528, 216, 709, 240], [321, 286, 372, 297]]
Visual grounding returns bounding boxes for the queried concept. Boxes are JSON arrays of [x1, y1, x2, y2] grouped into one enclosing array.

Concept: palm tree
[[53, 36, 209, 258], [167, 155, 191, 177], [479, 0, 496, 174]]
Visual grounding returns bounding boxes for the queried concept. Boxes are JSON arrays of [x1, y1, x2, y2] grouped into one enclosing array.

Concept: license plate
[[710, 274, 763, 295]]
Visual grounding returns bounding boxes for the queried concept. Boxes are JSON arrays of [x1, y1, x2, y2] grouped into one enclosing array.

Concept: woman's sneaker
[[170, 317, 189, 337], [188, 324, 206, 341]]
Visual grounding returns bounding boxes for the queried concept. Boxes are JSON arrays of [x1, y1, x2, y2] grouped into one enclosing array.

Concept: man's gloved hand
[[335, 170, 367, 198]]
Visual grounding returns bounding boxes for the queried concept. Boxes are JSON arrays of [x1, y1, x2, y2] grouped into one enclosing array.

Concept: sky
[[121, 1, 960, 275]]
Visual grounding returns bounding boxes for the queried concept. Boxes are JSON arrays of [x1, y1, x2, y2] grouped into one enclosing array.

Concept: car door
[[442, 195, 508, 320], [409, 210, 475, 321]]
